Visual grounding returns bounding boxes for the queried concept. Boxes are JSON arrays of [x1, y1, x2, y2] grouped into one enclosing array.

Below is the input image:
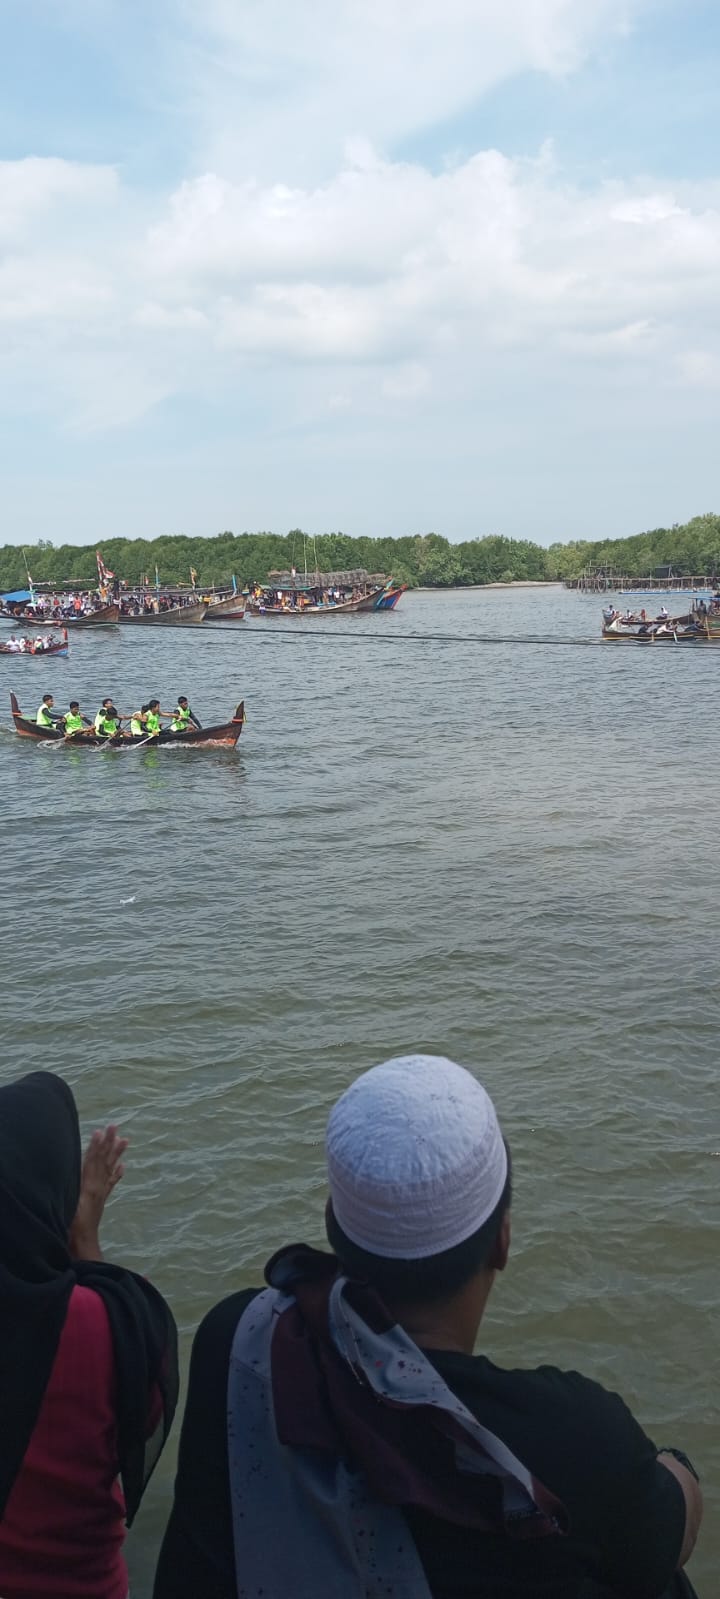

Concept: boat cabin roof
[[264, 568, 385, 591]]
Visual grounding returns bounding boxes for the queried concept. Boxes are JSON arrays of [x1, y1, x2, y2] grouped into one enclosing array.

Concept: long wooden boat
[[119, 600, 207, 625], [247, 588, 384, 617], [205, 595, 246, 621], [7, 603, 119, 628], [601, 612, 710, 643], [10, 693, 245, 747], [65, 603, 120, 627], [355, 582, 407, 612], [0, 630, 68, 658]]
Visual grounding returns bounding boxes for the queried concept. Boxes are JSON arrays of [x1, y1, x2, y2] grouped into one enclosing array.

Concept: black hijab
[[0, 1071, 178, 1526]]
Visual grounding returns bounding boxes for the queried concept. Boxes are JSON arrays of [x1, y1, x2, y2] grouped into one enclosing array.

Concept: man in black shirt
[[154, 1055, 701, 1599]]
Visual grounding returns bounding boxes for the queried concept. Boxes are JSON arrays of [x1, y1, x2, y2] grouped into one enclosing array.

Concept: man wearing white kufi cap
[[155, 1055, 702, 1599]]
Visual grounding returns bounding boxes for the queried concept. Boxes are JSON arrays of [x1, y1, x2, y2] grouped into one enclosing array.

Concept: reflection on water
[[0, 587, 716, 1594]]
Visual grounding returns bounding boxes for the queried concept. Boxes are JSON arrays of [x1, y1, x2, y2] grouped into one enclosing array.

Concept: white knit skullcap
[[326, 1055, 507, 1260]]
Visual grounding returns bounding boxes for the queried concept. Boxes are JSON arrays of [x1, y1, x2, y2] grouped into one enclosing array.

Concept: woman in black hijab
[[0, 1071, 178, 1597]]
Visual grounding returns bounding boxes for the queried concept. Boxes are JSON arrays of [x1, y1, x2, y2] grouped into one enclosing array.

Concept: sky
[[1, 0, 719, 547]]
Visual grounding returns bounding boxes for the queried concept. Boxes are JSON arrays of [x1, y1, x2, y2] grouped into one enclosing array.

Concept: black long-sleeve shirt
[[154, 1289, 687, 1599]]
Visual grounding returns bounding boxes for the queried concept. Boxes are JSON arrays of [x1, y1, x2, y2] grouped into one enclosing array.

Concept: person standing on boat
[[35, 694, 61, 729], [170, 697, 202, 733], [154, 1055, 702, 1599]]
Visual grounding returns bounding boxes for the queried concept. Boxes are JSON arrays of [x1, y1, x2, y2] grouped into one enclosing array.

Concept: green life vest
[[146, 710, 161, 734], [98, 715, 119, 737], [171, 704, 190, 731], [130, 716, 145, 737], [65, 711, 84, 734], [36, 704, 54, 727]]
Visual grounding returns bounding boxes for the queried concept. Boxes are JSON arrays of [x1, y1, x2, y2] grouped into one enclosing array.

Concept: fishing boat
[[118, 600, 207, 625], [7, 603, 119, 628], [247, 568, 386, 616], [205, 595, 247, 621], [601, 609, 709, 643], [10, 693, 245, 747], [0, 630, 69, 658], [356, 581, 407, 612], [64, 603, 120, 627]]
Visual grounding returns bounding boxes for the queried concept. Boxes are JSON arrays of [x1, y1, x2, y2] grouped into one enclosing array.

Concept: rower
[[96, 704, 122, 740], [6, 636, 21, 652], [170, 696, 202, 733], [64, 701, 92, 739], [36, 694, 60, 729], [145, 699, 171, 737], [129, 704, 150, 738], [94, 698, 115, 734]]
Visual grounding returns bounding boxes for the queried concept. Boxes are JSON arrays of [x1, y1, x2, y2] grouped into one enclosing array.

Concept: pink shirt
[[0, 1285, 128, 1599]]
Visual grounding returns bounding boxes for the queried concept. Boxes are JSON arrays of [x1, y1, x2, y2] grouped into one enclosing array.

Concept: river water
[[0, 585, 716, 1594]]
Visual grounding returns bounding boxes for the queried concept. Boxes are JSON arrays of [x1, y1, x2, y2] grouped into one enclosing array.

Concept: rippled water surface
[[0, 587, 716, 1594]]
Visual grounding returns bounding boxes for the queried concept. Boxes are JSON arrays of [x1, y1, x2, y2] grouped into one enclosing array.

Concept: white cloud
[[181, 0, 645, 179], [0, 157, 118, 243], [137, 154, 720, 364], [0, 1, 717, 455], [2, 145, 720, 435]]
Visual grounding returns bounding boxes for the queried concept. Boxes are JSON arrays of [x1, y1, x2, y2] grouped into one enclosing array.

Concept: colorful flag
[[96, 549, 115, 584], [190, 567, 198, 586], [155, 565, 160, 590]]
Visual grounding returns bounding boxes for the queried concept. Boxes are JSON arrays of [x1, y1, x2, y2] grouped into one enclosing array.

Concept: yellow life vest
[[36, 703, 54, 727], [64, 711, 84, 734]]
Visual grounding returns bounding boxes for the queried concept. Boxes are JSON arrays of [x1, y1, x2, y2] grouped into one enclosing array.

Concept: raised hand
[[69, 1125, 129, 1261]]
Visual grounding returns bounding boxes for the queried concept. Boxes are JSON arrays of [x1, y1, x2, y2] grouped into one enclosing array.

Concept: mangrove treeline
[[2, 514, 720, 591]]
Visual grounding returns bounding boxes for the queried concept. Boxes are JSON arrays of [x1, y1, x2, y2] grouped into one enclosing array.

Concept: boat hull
[[1, 644, 68, 658], [119, 601, 208, 625], [247, 588, 384, 617], [7, 604, 118, 628], [0, 630, 68, 655], [355, 583, 406, 611], [64, 604, 120, 627], [205, 597, 246, 620], [602, 625, 710, 643], [10, 694, 245, 747]]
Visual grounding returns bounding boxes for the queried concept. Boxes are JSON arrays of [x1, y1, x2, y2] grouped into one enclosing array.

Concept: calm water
[[0, 586, 716, 1594]]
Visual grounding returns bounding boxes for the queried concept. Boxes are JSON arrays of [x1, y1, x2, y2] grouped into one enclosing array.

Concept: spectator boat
[[0, 631, 69, 658]]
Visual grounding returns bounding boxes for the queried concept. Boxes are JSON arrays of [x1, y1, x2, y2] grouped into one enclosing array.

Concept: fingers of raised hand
[[83, 1125, 130, 1197]]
